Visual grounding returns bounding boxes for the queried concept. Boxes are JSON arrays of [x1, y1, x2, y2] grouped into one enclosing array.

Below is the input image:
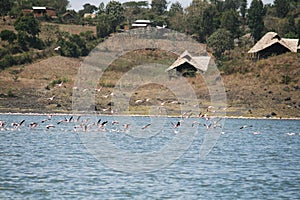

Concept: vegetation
[[0, 1, 298, 73], [0, 1, 299, 64]]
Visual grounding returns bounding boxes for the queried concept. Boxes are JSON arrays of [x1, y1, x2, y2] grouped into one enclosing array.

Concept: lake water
[[0, 114, 299, 199]]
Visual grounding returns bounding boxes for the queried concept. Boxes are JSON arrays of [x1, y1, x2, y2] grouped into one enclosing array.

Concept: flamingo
[[142, 123, 151, 130]]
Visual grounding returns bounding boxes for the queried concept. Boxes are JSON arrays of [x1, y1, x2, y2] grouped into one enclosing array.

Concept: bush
[[14, 53, 33, 65], [0, 48, 9, 59], [0, 30, 17, 43], [207, 28, 234, 59], [27, 36, 45, 50], [281, 75, 292, 84], [0, 52, 34, 70], [8, 44, 23, 55], [0, 55, 16, 69]]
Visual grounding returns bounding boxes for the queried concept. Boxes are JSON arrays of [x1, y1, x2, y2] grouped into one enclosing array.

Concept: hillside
[[0, 49, 299, 118]]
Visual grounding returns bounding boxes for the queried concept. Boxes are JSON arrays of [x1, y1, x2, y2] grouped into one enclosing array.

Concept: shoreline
[[0, 112, 299, 120]]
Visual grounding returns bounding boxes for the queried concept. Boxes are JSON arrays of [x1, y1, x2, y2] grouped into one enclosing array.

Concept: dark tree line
[[0, 0, 299, 60]]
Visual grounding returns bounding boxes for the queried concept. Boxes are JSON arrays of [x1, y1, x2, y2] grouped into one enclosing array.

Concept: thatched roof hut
[[248, 32, 299, 58], [166, 50, 210, 77]]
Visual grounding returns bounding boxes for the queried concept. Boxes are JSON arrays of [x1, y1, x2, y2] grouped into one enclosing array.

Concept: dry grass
[[42, 22, 96, 35], [0, 48, 299, 117]]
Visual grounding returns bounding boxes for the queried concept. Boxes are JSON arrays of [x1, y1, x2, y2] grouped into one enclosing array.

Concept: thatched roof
[[248, 32, 299, 54], [166, 50, 210, 72]]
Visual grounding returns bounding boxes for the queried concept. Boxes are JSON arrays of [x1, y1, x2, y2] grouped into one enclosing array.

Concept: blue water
[[0, 114, 299, 199]]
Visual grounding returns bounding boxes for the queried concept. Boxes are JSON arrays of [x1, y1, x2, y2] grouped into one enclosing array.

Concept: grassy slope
[[0, 24, 299, 117], [0, 51, 299, 118]]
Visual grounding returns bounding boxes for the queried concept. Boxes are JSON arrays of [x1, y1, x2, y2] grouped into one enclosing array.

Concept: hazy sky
[[69, 0, 275, 11]]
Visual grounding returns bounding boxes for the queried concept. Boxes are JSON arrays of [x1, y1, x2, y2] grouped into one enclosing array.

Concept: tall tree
[[14, 14, 43, 49], [247, 0, 266, 42], [0, 0, 13, 21], [169, 1, 183, 17], [14, 14, 41, 37], [220, 10, 240, 39], [96, 14, 113, 38], [223, 0, 240, 11], [202, 4, 219, 41], [106, 0, 124, 31], [186, 0, 215, 42], [240, 0, 247, 19], [79, 3, 98, 16], [274, 0, 290, 18], [151, 0, 167, 15], [207, 28, 234, 59], [168, 2, 185, 32]]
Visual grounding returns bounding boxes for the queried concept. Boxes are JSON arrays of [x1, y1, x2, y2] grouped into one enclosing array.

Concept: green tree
[[169, 1, 183, 17], [79, 3, 98, 16], [223, 0, 240, 11], [0, 30, 17, 43], [96, 14, 113, 38], [202, 4, 219, 41], [168, 2, 185, 32], [0, 0, 13, 21], [240, 0, 247, 19], [106, 1, 124, 32], [247, 0, 265, 42], [14, 14, 41, 37], [98, 2, 105, 14], [16, 31, 29, 51], [151, 0, 167, 15], [123, 1, 147, 25], [186, 0, 210, 41], [14, 14, 43, 49], [57, 32, 89, 57], [207, 28, 234, 59], [220, 10, 240, 39], [274, 0, 290, 18]]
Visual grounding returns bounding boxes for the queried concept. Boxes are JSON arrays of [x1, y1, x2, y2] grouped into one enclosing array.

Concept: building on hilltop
[[166, 50, 211, 77], [83, 13, 96, 19], [131, 20, 152, 28], [248, 32, 299, 59], [61, 12, 77, 23], [22, 7, 57, 18]]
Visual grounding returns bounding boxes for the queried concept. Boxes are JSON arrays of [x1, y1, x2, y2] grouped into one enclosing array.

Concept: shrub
[[0, 55, 16, 69], [281, 75, 292, 84], [0, 30, 17, 43], [47, 77, 70, 89], [0, 48, 9, 59]]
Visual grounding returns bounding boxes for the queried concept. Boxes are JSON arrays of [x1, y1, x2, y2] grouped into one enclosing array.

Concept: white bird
[[95, 87, 102, 92], [286, 132, 295, 136], [135, 99, 143, 104], [57, 81, 63, 87], [253, 131, 261, 135], [156, 25, 167, 29], [54, 46, 61, 51], [47, 95, 55, 101], [160, 101, 166, 106]]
